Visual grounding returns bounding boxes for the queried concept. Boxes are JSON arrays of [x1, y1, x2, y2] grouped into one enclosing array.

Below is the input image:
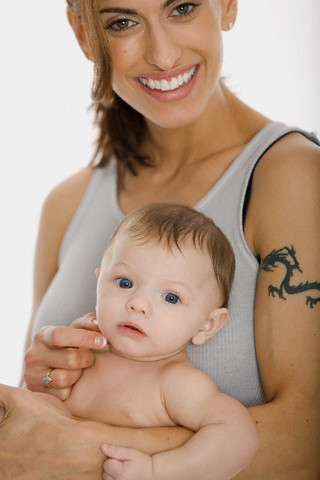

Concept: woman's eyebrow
[[162, 0, 179, 10], [99, 0, 178, 15], [99, 7, 137, 15]]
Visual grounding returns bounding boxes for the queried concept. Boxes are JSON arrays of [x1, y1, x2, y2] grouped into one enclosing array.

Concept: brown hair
[[106, 204, 235, 307], [66, 0, 151, 176]]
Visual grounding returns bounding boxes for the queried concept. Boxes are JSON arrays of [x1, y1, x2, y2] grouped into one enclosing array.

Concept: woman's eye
[[162, 293, 180, 304], [171, 3, 196, 17], [116, 278, 133, 289], [107, 18, 136, 31]]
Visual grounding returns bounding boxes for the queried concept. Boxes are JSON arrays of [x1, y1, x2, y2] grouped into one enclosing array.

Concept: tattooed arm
[[237, 132, 320, 480]]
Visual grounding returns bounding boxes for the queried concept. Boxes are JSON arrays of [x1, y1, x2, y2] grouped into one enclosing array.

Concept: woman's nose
[[143, 24, 182, 71]]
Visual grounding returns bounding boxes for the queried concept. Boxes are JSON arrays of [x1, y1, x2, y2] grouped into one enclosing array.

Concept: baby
[[63, 204, 259, 478]]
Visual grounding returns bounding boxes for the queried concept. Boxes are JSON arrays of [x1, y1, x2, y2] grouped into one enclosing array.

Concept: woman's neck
[[142, 80, 261, 173]]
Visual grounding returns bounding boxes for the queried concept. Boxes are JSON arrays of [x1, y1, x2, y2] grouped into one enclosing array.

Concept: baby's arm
[[102, 365, 259, 480]]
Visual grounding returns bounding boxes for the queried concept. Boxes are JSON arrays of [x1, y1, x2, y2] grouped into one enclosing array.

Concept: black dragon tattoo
[[261, 246, 320, 308]]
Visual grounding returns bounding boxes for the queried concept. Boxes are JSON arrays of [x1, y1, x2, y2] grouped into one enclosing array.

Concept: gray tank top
[[32, 121, 318, 406]]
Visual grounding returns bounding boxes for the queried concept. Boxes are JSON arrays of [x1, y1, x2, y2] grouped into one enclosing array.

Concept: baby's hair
[[106, 204, 235, 307]]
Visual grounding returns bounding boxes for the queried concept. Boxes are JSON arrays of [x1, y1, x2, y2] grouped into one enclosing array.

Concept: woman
[[2, 0, 319, 478]]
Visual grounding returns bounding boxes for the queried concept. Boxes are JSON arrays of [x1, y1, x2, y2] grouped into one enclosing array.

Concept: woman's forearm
[[86, 419, 193, 456]]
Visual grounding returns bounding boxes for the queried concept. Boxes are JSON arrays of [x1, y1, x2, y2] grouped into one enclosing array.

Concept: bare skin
[[0, 384, 192, 479], [18, 0, 320, 478]]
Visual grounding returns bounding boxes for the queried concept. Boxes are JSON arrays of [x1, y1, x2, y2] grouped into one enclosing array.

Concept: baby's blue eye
[[162, 293, 180, 304], [116, 278, 133, 289]]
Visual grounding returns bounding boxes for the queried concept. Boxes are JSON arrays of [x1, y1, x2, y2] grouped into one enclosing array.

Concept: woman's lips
[[136, 65, 199, 102], [138, 65, 197, 92]]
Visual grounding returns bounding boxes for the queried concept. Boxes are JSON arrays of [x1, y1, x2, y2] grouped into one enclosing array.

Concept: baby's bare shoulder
[[160, 359, 218, 397]]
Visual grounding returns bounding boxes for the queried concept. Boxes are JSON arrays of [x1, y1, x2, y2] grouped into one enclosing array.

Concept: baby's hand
[[101, 444, 154, 480]]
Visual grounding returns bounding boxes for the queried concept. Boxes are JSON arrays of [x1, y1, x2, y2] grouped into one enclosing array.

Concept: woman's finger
[[70, 312, 101, 332], [24, 347, 95, 391], [38, 324, 107, 350], [25, 343, 97, 372], [41, 367, 83, 390]]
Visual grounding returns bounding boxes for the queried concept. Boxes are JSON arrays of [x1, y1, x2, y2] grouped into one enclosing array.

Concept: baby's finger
[[103, 458, 123, 478], [101, 444, 133, 461]]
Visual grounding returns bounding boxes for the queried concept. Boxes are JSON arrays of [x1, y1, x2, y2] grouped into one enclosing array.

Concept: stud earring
[[227, 22, 234, 30]]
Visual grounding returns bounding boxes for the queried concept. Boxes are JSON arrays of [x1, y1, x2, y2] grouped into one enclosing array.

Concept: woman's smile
[[136, 64, 199, 102], [137, 64, 198, 92]]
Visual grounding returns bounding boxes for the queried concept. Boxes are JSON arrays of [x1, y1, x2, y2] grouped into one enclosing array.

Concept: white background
[[0, 0, 319, 387]]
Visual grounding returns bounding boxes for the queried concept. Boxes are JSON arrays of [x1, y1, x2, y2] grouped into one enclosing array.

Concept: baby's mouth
[[138, 65, 197, 92], [119, 322, 146, 336]]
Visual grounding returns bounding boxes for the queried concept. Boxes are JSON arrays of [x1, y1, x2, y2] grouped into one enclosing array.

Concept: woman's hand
[[0, 383, 106, 479], [24, 312, 107, 400]]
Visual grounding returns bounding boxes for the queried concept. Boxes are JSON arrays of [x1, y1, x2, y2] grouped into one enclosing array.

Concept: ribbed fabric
[[32, 122, 318, 407]]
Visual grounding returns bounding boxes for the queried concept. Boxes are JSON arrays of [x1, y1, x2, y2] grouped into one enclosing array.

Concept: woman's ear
[[222, 0, 238, 31], [67, 7, 93, 60], [191, 308, 228, 346], [95, 268, 101, 279]]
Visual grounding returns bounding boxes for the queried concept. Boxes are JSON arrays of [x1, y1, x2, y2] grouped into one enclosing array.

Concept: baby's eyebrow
[[163, 279, 192, 294]]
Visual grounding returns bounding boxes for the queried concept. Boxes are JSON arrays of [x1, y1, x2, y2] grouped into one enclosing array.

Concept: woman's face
[[96, 0, 234, 128]]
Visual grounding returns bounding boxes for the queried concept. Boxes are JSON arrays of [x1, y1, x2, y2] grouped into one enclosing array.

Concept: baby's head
[[96, 204, 235, 360], [105, 203, 235, 308]]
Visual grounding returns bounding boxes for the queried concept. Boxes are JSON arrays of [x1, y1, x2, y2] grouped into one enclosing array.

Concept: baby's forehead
[[113, 230, 207, 252], [102, 232, 212, 271]]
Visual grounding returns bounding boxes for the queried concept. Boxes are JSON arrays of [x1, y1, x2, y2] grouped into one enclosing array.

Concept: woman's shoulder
[[251, 129, 319, 194], [253, 129, 319, 198], [45, 166, 95, 207], [38, 167, 96, 256], [42, 166, 95, 222], [245, 130, 320, 256]]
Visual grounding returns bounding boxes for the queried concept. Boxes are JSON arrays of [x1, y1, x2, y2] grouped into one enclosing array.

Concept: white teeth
[[170, 77, 179, 90], [139, 65, 196, 92], [160, 79, 170, 91], [149, 79, 155, 89]]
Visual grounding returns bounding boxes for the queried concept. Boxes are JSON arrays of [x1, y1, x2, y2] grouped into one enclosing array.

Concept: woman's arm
[[237, 133, 320, 479], [22, 167, 100, 394], [0, 384, 192, 480]]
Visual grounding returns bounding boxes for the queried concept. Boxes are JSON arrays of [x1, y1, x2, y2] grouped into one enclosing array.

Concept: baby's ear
[[95, 267, 101, 279], [191, 308, 228, 346]]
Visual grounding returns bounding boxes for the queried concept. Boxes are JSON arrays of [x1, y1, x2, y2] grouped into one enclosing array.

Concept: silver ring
[[42, 368, 55, 389]]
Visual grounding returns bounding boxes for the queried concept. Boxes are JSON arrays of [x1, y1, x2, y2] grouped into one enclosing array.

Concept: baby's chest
[[67, 360, 173, 428]]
